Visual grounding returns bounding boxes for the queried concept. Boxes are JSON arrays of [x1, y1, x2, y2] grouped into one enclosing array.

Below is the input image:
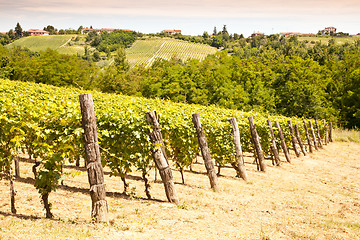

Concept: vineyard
[[126, 38, 217, 67], [0, 78, 333, 219], [1, 78, 358, 239]]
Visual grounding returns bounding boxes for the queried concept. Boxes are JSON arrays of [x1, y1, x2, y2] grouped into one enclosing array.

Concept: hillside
[[5, 35, 85, 55], [125, 38, 217, 67], [0, 140, 359, 239]]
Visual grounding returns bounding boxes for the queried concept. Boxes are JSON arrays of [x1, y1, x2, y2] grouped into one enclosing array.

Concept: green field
[[6, 35, 85, 55], [298, 35, 360, 45], [126, 38, 217, 67]]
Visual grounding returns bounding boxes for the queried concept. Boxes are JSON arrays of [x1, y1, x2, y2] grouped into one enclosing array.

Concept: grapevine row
[[0, 79, 328, 218]]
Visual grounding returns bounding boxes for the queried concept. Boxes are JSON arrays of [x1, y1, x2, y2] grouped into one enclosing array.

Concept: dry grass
[[1, 141, 360, 240], [334, 128, 360, 143]]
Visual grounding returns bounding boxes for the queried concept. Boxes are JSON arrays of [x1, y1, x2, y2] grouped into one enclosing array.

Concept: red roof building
[[163, 29, 182, 35], [26, 29, 49, 36], [251, 32, 264, 37], [320, 27, 337, 35]]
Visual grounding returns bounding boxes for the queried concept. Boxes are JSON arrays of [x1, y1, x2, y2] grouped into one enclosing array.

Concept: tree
[[114, 48, 129, 72], [77, 25, 84, 34], [213, 26, 217, 36], [202, 31, 209, 39], [43, 25, 57, 35], [14, 23, 23, 38], [222, 25, 228, 35], [0, 33, 10, 46]]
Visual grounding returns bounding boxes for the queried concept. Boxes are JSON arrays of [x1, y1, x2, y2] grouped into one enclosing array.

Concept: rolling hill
[[5, 35, 85, 55]]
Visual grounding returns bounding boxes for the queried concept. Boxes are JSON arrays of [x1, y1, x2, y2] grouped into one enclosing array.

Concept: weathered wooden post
[[309, 121, 318, 150], [294, 124, 307, 156], [315, 120, 323, 148], [250, 138, 260, 170], [14, 154, 20, 178], [229, 118, 248, 181], [287, 120, 301, 157], [192, 113, 219, 191], [146, 111, 179, 204], [79, 93, 109, 223], [303, 120, 313, 153], [248, 116, 266, 172], [329, 122, 333, 142], [323, 120, 329, 145], [267, 119, 281, 166], [275, 121, 291, 163]]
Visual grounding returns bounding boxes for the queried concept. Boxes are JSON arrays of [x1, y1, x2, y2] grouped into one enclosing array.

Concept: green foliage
[[14, 23, 23, 39], [95, 30, 137, 53], [34, 153, 63, 195], [0, 34, 11, 46], [2, 33, 360, 128], [0, 47, 97, 88], [114, 48, 130, 72]]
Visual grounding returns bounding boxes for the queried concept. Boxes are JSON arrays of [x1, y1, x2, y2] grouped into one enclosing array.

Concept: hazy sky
[[1, 0, 359, 36]]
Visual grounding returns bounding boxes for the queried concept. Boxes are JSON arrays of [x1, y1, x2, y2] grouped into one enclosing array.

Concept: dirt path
[[0, 142, 359, 239]]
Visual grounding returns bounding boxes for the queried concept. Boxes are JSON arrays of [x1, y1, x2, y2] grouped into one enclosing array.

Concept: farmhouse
[[81, 28, 132, 34], [163, 29, 182, 35], [25, 29, 49, 36], [320, 26, 337, 35]]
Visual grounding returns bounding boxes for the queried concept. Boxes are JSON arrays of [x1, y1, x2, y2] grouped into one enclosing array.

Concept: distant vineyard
[[126, 38, 217, 67]]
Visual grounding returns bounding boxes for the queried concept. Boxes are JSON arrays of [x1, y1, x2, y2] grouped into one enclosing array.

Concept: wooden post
[[329, 122, 333, 142], [267, 119, 281, 166], [315, 120, 323, 148], [146, 111, 179, 204], [303, 120, 313, 153], [14, 155, 20, 178], [309, 121, 318, 150], [229, 118, 248, 181], [79, 93, 109, 223], [275, 121, 291, 163], [287, 120, 301, 157], [323, 120, 329, 145], [192, 113, 219, 191], [294, 124, 307, 156], [250, 138, 260, 170], [248, 116, 266, 172]]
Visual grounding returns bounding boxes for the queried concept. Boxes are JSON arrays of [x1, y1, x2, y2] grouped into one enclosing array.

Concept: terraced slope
[[126, 38, 217, 67]]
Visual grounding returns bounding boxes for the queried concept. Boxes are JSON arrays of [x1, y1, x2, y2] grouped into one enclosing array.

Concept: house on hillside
[[25, 29, 49, 36], [320, 27, 337, 35], [251, 32, 264, 37], [81, 28, 101, 34], [81, 28, 132, 34], [163, 29, 182, 35]]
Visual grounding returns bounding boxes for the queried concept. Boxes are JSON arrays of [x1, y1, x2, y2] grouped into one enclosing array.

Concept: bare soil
[[1, 141, 359, 240]]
